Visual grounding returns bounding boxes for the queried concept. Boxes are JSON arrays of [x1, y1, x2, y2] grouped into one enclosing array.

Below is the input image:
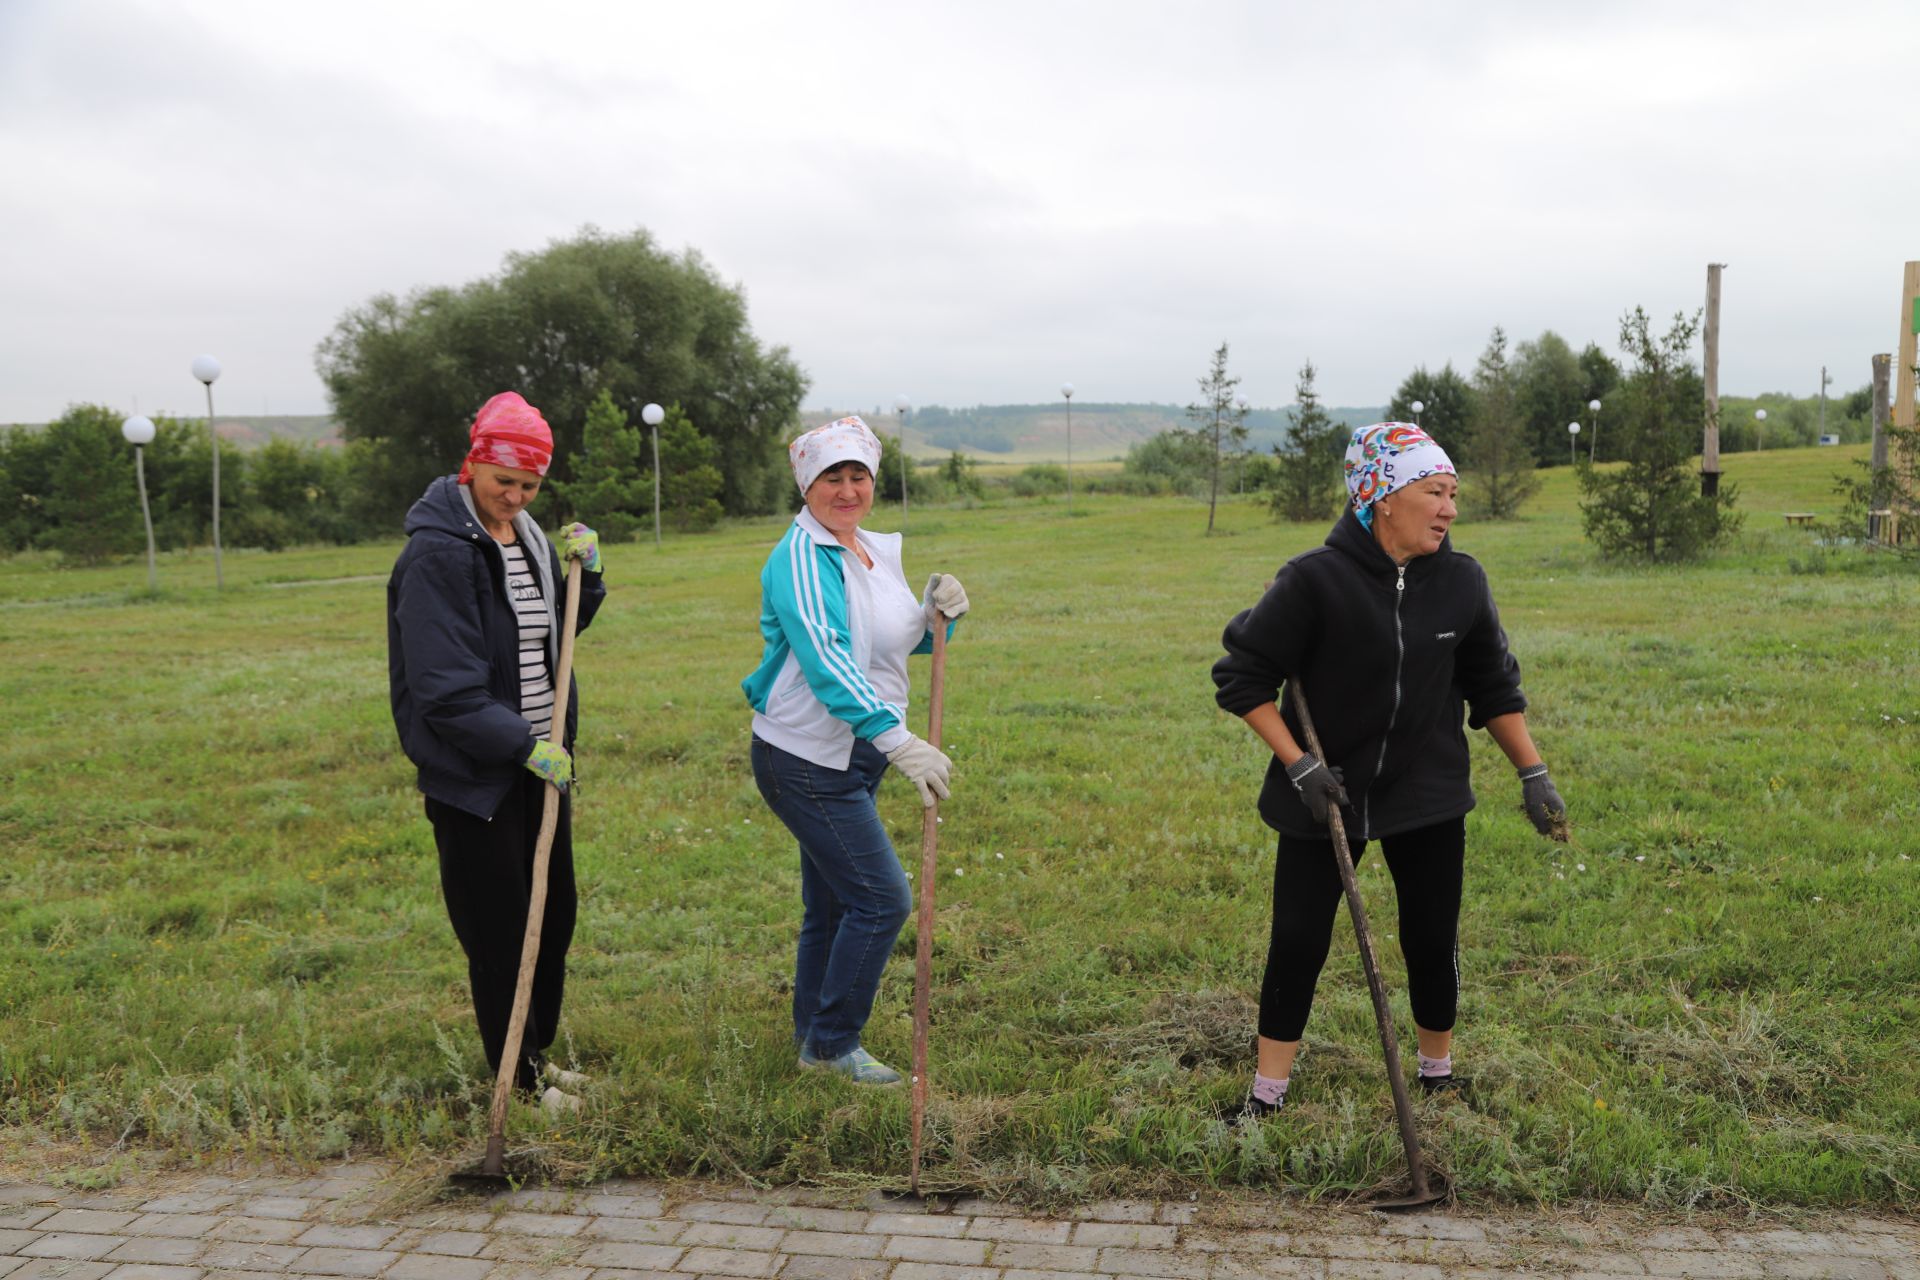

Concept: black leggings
[[1258, 815, 1464, 1043], [426, 775, 576, 1091]]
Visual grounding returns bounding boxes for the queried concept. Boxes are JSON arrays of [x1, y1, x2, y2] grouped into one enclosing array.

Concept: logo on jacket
[[1435, 630, 1456, 640]]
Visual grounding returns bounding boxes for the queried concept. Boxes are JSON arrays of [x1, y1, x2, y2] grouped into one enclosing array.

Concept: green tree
[[1181, 341, 1248, 534], [550, 390, 649, 540], [1269, 359, 1345, 523], [941, 450, 983, 499], [1513, 331, 1587, 466], [1460, 327, 1540, 519], [1577, 307, 1741, 561], [0, 423, 53, 551], [316, 226, 807, 527], [1121, 431, 1210, 494], [37, 405, 142, 563], [1578, 341, 1622, 460], [645, 403, 724, 532], [1387, 364, 1472, 451]]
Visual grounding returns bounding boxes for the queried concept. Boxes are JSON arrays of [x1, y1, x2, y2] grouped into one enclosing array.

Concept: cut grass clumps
[[2, 446, 1917, 1208]]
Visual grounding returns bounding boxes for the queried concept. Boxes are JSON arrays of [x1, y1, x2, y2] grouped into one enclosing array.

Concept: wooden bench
[[1783, 512, 1816, 526]]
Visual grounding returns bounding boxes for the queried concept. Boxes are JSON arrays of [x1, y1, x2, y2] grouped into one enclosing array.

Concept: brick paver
[[0, 1164, 1914, 1280]]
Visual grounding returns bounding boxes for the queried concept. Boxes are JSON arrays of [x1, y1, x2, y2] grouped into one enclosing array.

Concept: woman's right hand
[[885, 734, 952, 807], [1285, 751, 1348, 824], [524, 739, 573, 790]]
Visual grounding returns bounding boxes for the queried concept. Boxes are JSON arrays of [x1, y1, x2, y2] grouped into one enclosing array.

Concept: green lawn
[[3, 445, 1916, 1209]]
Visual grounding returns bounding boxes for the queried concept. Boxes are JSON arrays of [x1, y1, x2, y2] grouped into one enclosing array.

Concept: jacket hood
[[404, 475, 483, 540], [1325, 510, 1453, 580]]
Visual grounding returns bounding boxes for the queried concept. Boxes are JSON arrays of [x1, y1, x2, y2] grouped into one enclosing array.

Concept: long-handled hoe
[[1288, 682, 1449, 1212], [907, 608, 951, 1198], [451, 558, 583, 1191]]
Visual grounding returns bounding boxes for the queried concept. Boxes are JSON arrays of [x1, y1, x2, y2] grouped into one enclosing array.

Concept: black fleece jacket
[[387, 476, 606, 819], [1212, 514, 1526, 841]]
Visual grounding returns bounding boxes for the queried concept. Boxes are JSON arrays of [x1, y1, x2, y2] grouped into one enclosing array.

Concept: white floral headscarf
[[1343, 422, 1456, 530], [789, 415, 884, 494]]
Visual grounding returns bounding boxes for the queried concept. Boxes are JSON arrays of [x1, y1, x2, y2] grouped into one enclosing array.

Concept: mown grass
[[3, 445, 1916, 1210]]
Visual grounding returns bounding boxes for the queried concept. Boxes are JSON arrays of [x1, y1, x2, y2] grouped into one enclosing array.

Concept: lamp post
[[894, 394, 912, 533], [1060, 382, 1074, 514], [191, 354, 223, 588], [1567, 420, 1581, 466], [642, 402, 665, 547], [1409, 399, 1425, 428], [1587, 398, 1602, 463], [122, 414, 159, 590], [1754, 407, 1767, 451]]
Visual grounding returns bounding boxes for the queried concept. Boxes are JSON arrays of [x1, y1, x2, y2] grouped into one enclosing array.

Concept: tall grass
[[2, 446, 1915, 1208]]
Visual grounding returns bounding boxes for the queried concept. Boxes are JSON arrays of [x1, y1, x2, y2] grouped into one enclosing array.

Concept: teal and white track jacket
[[742, 510, 953, 770]]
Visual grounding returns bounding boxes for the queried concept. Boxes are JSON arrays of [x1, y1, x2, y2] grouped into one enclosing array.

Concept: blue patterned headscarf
[[1343, 422, 1456, 530]]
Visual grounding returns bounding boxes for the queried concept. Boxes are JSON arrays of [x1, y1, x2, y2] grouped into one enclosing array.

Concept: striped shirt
[[501, 542, 554, 739]]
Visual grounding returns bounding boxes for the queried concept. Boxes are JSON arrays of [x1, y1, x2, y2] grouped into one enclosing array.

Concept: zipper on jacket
[[1362, 564, 1408, 840]]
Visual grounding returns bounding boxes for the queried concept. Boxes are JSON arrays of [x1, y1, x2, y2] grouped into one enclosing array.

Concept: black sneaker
[[1417, 1072, 1463, 1096], [1224, 1094, 1285, 1126]]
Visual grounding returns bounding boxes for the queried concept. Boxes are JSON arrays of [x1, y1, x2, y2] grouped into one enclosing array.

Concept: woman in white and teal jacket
[[743, 415, 969, 1086]]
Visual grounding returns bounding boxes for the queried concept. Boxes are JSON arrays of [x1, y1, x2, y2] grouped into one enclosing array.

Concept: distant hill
[[809, 402, 1389, 462]]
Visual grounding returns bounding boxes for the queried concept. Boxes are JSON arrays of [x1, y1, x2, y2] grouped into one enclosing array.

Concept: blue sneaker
[[799, 1045, 902, 1086]]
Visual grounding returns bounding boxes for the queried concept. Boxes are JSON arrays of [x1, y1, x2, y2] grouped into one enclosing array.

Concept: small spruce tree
[[1460, 327, 1540, 519], [1270, 359, 1346, 523]]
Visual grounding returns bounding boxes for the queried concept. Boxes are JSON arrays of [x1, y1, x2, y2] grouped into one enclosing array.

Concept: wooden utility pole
[[1702, 263, 1724, 496], [1893, 261, 1920, 546]]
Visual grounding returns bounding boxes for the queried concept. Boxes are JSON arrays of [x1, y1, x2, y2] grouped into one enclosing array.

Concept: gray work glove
[[1518, 764, 1567, 839], [886, 733, 952, 808], [1285, 752, 1349, 824], [923, 573, 970, 627]]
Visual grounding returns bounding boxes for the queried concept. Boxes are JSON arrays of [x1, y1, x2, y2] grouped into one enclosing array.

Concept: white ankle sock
[[1251, 1072, 1289, 1105], [1418, 1052, 1452, 1078]]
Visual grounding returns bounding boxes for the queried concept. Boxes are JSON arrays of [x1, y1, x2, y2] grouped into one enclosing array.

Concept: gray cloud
[[4, 0, 1916, 424]]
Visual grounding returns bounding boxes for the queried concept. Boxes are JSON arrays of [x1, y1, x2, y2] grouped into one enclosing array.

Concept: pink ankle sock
[[1418, 1052, 1452, 1078], [1251, 1072, 1289, 1105]]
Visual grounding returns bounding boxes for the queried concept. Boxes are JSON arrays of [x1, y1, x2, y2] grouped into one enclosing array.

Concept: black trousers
[[426, 774, 576, 1091], [1259, 815, 1464, 1043]]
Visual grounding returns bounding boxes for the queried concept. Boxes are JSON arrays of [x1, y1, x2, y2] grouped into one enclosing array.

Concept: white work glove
[[885, 733, 952, 808], [923, 573, 969, 626]]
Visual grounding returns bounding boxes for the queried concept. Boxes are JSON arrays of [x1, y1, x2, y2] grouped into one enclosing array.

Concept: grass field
[[3, 445, 1916, 1210]]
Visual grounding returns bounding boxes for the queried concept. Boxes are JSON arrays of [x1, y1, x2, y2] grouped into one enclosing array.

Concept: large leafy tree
[[1386, 364, 1472, 451], [1578, 307, 1741, 561], [1512, 331, 1587, 466], [1460, 327, 1540, 519], [316, 226, 807, 526], [1269, 359, 1345, 523]]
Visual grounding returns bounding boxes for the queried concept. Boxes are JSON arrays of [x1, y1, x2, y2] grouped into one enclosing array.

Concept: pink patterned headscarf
[[789, 415, 883, 494], [458, 391, 554, 484], [1343, 422, 1455, 530]]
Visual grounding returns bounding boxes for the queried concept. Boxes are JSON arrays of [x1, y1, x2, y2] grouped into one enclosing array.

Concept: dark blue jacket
[[387, 476, 606, 818], [1213, 513, 1527, 841]]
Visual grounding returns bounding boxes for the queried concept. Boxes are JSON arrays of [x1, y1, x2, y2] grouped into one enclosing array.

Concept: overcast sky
[[4, 0, 1916, 424]]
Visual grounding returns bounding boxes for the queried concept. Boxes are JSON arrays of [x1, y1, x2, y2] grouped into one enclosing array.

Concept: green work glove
[[525, 739, 573, 791], [560, 522, 601, 573]]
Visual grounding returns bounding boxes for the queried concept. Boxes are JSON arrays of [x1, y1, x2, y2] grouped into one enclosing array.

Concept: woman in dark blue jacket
[[387, 392, 606, 1114], [1212, 423, 1566, 1120]]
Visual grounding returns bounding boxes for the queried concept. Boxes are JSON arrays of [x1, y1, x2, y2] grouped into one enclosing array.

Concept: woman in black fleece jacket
[[1211, 422, 1566, 1119]]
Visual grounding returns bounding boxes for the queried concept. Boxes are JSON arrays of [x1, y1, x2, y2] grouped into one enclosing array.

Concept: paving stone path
[[2, 1164, 1914, 1280]]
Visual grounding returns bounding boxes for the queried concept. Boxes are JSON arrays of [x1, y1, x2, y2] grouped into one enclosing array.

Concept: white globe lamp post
[[1587, 398, 1603, 463], [191, 354, 224, 588], [122, 414, 159, 590], [1754, 407, 1767, 451], [1567, 420, 1581, 466], [641, 402, 665, 546], [1410, 399, 1425, 427], [1059, 382, 1075, 514]]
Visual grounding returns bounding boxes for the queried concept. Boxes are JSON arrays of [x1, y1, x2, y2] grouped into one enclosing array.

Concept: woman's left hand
[[1518, 764, 1568, 840], [924, 573, 969, 625], [561, 522, 602, 573]]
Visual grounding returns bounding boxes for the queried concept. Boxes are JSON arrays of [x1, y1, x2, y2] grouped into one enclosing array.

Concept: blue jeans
[[751, 736, 913, 1061]]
